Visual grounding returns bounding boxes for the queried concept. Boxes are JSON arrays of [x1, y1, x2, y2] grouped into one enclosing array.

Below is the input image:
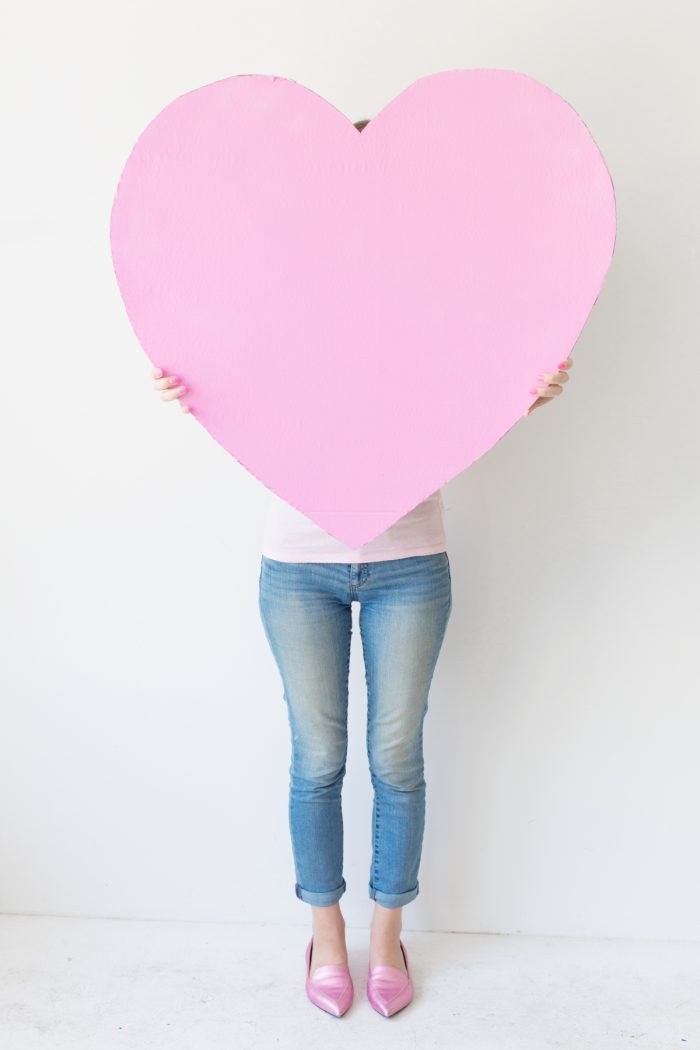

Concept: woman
[[151, 116, 572, 1018]]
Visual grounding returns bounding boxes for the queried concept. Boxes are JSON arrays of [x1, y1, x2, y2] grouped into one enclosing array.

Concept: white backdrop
[[1, 0, 698, 939]]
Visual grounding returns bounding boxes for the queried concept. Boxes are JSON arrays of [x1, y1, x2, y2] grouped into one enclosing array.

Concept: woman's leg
[[258, 556, 352, 969], [358, 553, 452, 967]]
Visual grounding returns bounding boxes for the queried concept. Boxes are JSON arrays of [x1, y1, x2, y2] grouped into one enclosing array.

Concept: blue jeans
[[258, 552, 452, 908]]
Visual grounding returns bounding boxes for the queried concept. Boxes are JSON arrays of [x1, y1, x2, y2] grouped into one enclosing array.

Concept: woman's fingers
[[152, 369, 185, 396], [522, 356, 573, 417], [151, 367, 190, 411], [160, 381, 187, 401], [538, 370, 569, 386], [530, 381, 564, 397]]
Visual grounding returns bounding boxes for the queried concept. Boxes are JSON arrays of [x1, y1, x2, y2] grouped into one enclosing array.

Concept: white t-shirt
[[261, 489, 448, 563]]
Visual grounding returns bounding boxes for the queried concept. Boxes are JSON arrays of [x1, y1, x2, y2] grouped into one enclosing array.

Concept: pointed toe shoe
[[305, 936, 354, 1016], [366, 938, 414, 1017]]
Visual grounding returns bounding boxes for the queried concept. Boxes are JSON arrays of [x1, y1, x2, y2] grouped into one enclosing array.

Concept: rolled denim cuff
[[295, 878, 347, 906], [368, 879, 419, 908]]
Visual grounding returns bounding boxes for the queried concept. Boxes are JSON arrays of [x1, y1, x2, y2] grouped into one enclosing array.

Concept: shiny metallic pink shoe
[[305, 936, 354, 1016], [366, 938, 414, 1017]]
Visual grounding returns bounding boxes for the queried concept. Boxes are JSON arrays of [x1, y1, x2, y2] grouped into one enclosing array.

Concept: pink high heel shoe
[[366, 938, 414, 1017], [305, 936, 354, 1016]]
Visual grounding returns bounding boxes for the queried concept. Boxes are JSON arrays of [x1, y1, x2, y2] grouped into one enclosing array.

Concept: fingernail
[[558, 361, 567, 369], [153, 368, 163, 378], [529, 387, 539, 395], [177, 385, 186, 393]]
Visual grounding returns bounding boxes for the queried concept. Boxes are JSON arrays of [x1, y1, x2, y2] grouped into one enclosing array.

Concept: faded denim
[[258, 552, 452, 908]]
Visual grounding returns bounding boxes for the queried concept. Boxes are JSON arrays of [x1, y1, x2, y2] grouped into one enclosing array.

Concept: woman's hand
[[523, 356, 573, 417], [151, 367, 190, 413]]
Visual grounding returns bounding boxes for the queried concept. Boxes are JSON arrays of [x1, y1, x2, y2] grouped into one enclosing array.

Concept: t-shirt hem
[[260, 541, 448, 564]]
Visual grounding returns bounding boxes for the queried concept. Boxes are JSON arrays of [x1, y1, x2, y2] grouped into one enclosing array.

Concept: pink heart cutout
[[110, 69, 616, 547]]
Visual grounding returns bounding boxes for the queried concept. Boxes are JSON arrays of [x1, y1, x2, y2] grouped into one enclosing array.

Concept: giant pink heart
[[110, 69, 616, 547]]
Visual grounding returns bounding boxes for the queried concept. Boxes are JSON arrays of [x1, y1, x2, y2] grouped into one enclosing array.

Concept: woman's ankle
[[370, 904, 403, 937], [311, 903, 346, 933]]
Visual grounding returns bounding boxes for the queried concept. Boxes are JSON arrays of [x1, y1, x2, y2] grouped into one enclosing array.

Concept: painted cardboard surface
[[110, 69, 617, 547]]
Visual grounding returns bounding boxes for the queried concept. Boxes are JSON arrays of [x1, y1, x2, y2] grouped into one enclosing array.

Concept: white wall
[[2, 0, 698, 939]]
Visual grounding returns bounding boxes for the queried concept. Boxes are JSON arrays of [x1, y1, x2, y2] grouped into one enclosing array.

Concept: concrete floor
[[0, 914, 697, 1049]]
